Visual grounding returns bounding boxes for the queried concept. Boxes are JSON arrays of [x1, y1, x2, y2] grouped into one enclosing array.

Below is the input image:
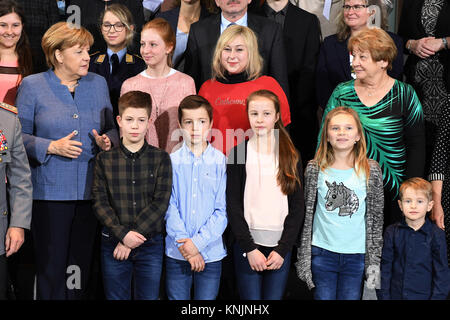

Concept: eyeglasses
[[343, 4, 369, 11], [101, 23, 125, 32]]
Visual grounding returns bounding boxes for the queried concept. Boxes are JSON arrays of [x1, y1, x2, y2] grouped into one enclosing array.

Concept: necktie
[[110, 53, 119, 75]]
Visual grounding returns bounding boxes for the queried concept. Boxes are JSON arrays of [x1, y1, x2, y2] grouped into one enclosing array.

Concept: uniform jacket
[[16, 70, 119, 201], [0, 103, 32, 256], [89, 51, 146, 118], [295, 159, 384, 290]]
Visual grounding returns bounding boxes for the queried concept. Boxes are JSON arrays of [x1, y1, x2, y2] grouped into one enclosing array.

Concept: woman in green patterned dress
[[322, 28, 426, 227]]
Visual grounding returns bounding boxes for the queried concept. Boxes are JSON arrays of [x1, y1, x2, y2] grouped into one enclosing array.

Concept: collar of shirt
[[179, 141, 215, 163], [107, 47, 127, 64], [398, 216, 433, 236], [119, 138, 148, 160], [220, 12, 248, 34], [262, 1, 288, 18], [143, 0, 164, 11]]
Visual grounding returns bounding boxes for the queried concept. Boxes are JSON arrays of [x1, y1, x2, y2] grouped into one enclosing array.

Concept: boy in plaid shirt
[[92, 91, 172, 300]]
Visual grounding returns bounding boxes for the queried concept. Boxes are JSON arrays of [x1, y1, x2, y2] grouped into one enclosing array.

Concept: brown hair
[[0, 0, 32, 79], [99, 3, 135, 48], [246, 90, 301, 195], [141, 18, 175, 67], [315, 107, 370, 181], [178, 95, 213, 123], [118, 90, 152, 117], [41, 22, 94, 69], [336, 0, 389, 41], [399, 177, 433, 201], [348, 27, 397, 71]]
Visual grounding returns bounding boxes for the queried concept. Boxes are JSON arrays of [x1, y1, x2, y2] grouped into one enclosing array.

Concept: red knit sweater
[[199, 76, 291, 155]]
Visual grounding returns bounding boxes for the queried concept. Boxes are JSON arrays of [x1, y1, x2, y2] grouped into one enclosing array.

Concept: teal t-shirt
[[312, 167, 366, 254]]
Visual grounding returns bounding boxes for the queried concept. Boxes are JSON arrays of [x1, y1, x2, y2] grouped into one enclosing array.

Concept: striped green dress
[[322, 79, 426, 198]]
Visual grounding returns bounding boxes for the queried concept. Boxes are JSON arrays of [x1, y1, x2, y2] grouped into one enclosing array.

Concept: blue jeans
[[165, 256, 222, 300], [101, 229, 163, 300], [233, 243, 291, 300], [311, 246, 365, 300]]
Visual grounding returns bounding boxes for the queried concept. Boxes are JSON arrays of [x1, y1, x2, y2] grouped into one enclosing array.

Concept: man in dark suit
[[184, 0, 289, 97], [255, 0, 321, 166]]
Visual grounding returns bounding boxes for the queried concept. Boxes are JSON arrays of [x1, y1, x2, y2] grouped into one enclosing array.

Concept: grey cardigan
[[295, 159, 384, 289]]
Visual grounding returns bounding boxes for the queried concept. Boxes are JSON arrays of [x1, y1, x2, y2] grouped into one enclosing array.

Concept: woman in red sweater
[[198, 25, 291, 155]]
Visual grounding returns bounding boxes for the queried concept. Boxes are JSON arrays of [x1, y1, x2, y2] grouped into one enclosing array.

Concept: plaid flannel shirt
[[92, 140, 172, 241]]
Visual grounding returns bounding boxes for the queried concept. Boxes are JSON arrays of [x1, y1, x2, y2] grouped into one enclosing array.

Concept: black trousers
[[0, 254, 6, 300], [32, 200, 97, 300]]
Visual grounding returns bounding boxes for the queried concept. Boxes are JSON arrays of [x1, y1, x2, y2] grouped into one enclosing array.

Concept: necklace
[[147, 77, 170, 118], [67, 80, 79, 89], [364, 79, 387, 97]]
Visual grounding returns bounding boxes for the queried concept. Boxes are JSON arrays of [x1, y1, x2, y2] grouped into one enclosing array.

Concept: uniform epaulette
[[125, 53, 135, 64], [0, 102, 17, 114], [94, 54, 106, 64], [133, 54, 144, 62]]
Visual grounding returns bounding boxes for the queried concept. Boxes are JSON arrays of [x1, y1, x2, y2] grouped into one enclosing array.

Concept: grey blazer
[[0, 102, 32, 256], [295, 159, 384, 289]]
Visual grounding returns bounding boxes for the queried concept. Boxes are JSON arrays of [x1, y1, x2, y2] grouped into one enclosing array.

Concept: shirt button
[[193, 194, 196, 198], [133, 202, 136, 206], [192, 210, 195, 214], [73, 130, 79, 135], [132, 181, 136, 184], [73, 114, 79, 119]]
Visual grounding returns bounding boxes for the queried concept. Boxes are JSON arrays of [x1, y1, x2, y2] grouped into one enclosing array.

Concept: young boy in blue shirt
[[165, 95, 228, 300], [378, 177, 450, 300]]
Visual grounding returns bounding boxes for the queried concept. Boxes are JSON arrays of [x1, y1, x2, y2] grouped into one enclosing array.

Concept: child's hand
[[247, 249, 267, 272], [92, 129, 112, 151], [177, 238, 199, 259], [188, 253, 205, 272], [113, 242, 131, 261], [122, 231, 146, 249], [266, 251, 284, 270]]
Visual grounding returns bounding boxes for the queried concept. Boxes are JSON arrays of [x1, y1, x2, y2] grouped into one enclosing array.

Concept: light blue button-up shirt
[[107, 47, 127, 74], [220, 13, 248, 34], [165, 142, 227, 263]]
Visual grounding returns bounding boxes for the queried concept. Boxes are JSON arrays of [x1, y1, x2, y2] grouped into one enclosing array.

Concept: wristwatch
[[443, 37, 449, 50]]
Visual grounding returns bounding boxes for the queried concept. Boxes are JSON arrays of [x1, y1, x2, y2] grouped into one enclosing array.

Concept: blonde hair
[[100, 3, 135, 48], [336, 0, 389, 41], [212, 25, 262, 81], [41, 22, 94, 69], [399, 178, 433, 201], [348, 27, 397, 71], [315, 107, 370, 180]]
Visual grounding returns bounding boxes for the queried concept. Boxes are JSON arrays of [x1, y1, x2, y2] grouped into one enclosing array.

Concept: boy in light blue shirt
[[165, 95, 227, 300]]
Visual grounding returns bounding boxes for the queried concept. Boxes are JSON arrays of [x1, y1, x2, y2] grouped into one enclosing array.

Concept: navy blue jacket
[[316, 32, 404, 108], [378, 218, 450, 300], [89, 51, 146, 119]]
